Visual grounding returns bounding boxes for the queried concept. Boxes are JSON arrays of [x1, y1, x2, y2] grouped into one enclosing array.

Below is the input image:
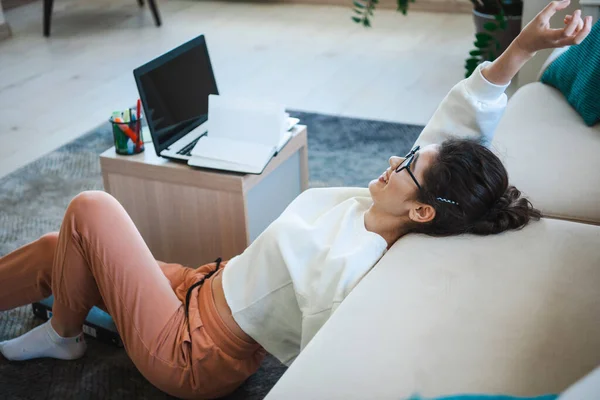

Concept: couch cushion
[[265, 219, 600, 399], [491, 82, 600, 224]]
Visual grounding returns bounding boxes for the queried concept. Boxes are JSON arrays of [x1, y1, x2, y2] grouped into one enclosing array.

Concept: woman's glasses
[[395, 146, 422, 190], [395, 145, 460, 207]]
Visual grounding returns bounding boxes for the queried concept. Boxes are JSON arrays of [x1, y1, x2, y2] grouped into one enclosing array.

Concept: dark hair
[[411, 139, 541, 236]]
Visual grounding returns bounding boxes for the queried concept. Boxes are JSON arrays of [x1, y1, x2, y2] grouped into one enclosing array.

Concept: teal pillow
[[541, 21, 600, 126]]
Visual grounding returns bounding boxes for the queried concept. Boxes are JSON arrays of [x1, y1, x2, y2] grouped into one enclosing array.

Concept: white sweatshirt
[[222, 62, 510, 366]]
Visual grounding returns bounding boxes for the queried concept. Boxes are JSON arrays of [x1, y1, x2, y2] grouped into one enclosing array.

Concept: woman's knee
[[65, 191, 129, 242], [38, 232, 59, 258], [67, 191, 117, 218]]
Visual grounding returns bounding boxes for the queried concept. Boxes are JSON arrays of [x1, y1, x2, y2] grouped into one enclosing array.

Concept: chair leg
[[137, 0, 144, 7], [147, 0, 161, 27], [43, 0, 54, 37]]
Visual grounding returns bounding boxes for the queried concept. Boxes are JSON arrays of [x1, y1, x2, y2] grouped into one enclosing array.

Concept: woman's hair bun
[[473, 186, 542, 235]]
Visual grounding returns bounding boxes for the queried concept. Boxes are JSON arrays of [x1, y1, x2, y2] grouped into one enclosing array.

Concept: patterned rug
[[0, 111, 423, 399]]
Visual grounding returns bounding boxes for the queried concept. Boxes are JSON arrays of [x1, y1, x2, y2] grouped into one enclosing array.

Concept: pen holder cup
[[109, 114, 144, 155]]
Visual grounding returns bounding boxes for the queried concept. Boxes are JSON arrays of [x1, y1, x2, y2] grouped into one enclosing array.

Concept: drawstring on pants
[[184, 257, 222, 328]]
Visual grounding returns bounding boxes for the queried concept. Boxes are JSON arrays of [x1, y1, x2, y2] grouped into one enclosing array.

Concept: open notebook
[[188, 96, 299, 174]]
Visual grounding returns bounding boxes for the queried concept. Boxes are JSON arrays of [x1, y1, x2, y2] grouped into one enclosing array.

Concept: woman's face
[[368, 144, 439, 219]]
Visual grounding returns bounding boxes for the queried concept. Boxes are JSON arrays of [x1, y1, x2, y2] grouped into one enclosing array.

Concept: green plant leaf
[[363, 18, 371, 27], [397, 0, 408, 12], [496, 9, 507, 27], [483, 22, 498, 31], [475, 32, 493, 41], [465, 54, 480, 77], [474, 40, 490, 48], [469, 50, 483, 56], [352, 16, 362, 23], [353, 8, 363, 14], [353, 0, 365, 8]]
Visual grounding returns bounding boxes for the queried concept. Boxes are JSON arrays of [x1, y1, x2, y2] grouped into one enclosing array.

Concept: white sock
[[0, 319, 86, 361]]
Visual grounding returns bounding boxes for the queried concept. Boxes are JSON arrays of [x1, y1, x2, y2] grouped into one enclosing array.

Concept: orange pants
[[0, 191, 265, 399]]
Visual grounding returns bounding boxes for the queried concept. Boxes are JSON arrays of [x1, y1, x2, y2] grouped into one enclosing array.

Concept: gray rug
[[0, 111, 423, 399]]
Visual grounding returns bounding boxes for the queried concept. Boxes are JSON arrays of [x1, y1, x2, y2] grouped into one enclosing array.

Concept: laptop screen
[[134, 35, 219, 153]]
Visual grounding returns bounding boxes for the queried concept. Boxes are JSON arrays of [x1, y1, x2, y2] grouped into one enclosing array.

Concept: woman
[[0, 3, 592, 399]]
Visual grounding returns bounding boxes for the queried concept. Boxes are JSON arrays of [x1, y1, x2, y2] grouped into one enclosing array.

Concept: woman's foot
[[0, 319, 86, 361]]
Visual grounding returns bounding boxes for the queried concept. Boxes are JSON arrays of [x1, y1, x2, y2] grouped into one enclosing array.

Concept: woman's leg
[[0, 242, 183, 318], [0, 232, 58, 311], [51, 190, 184, 345], [0, 191, 259, 398], [1, 191, 182, 367]]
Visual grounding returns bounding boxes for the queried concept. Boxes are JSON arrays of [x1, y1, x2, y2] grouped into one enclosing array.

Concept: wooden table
[[100, 125, 308, 267]]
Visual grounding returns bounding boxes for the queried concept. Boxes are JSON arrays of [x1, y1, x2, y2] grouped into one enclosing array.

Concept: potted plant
[[468, 0, 523, 75], [351, 0, 523, 77]]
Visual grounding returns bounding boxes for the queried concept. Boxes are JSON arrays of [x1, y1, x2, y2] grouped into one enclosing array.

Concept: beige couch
[[265, 56, 600, 398], [492, 81, 600, 224]]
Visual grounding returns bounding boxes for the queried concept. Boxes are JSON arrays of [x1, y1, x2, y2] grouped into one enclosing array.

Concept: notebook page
[[191, 136, 274, 167], [208, 95, 286, 146]]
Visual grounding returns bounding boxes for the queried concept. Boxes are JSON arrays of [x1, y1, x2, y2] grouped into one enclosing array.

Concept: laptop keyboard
[[177, 136, 201, 156]]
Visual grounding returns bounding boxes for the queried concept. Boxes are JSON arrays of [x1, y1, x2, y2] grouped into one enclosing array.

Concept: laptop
[[133, 35, 218, 161]]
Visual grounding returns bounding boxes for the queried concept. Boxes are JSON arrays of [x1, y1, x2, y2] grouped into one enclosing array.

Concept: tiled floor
[[0, 0, 476, 179]]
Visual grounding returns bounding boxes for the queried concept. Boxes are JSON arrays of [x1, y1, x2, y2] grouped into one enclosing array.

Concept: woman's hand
[[482, 1, 592, 85], [515, 0, 593, 56]]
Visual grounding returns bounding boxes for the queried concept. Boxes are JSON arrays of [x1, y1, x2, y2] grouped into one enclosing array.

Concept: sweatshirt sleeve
[[415, 61, 510, 148]]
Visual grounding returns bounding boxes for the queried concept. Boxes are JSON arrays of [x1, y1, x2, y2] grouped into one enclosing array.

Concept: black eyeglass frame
[[394, 145, 460, 206], [395, 145, 422, 190]]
